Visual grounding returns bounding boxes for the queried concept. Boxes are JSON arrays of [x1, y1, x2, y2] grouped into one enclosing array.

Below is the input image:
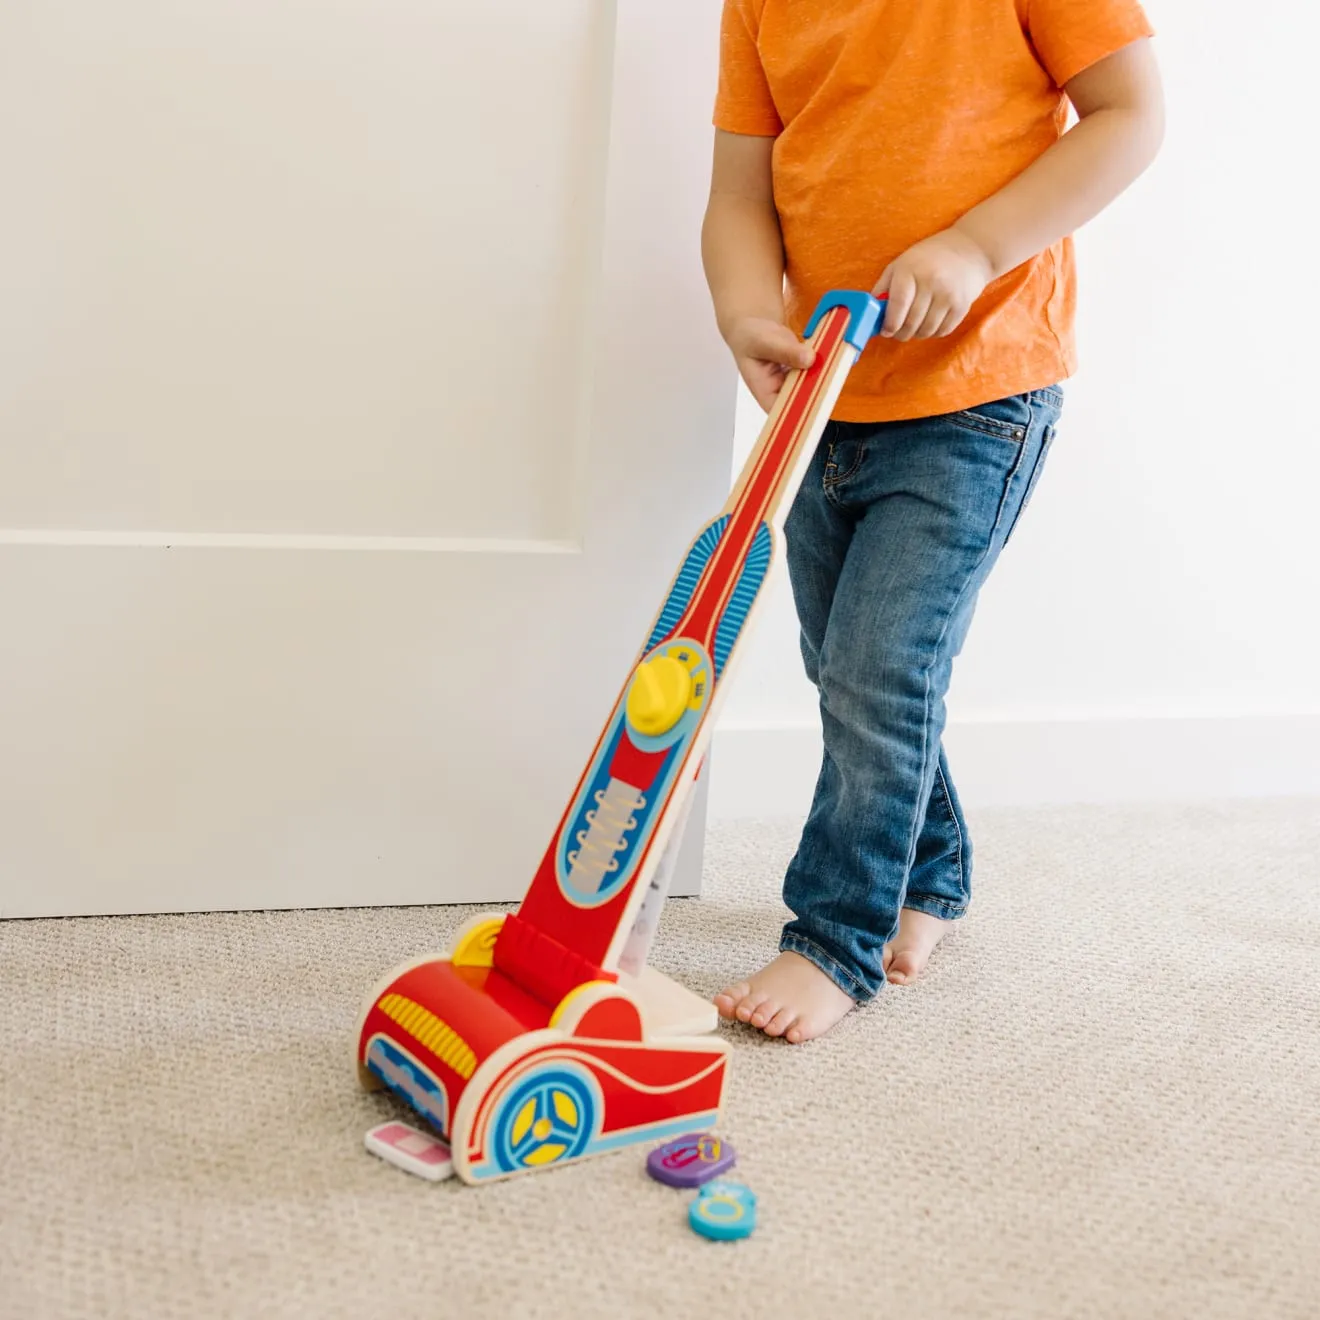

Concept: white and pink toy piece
[[364, 1121, 455, 1182]]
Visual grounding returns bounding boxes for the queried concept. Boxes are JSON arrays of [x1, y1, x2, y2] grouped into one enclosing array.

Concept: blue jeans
[[779, 386, 1064, 1001]]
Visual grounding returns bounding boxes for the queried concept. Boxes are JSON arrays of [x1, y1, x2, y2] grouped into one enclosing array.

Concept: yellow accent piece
[[687, 667, 708, 711], [626, 655, 692, 737], [667, 645, 704, 670], [452, 917, 504, 968], [524, 1142, 568, 1166], [378, 994, 477, 1080], [552, 1090, 579, 1127], [512, 1099, 537, 1147], [533, 1117, 553, 1141], [549, 980, 618, 1031]]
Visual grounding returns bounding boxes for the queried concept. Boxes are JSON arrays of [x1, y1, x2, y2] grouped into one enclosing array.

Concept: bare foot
[[713, 950, 856, 1044], [882, 907, 953, 985]]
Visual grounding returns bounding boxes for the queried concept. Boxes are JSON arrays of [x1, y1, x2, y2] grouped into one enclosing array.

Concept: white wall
[[710, 0, 1320, 817]]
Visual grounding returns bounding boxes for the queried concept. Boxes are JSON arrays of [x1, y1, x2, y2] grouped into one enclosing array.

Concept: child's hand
[[724, 316, 815, 413], [872, 229, 995, 342]]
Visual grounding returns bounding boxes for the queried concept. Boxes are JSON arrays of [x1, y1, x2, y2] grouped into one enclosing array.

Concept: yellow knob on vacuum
[[626, 655, 693, 737]]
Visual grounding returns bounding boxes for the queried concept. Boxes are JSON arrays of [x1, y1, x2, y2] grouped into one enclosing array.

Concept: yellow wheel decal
[[511, 1098, 537, 1147], [492, 1067, 597, 1173], [524, 1143, 569, 1166], [552, 1090, 578, 1127]]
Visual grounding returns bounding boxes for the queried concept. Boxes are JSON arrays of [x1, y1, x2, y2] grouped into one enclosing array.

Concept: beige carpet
[[2, 799, 1317, 1320]]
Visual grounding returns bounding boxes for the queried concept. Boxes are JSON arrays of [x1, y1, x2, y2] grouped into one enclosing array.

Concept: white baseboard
[[707, 714, 1320, 819]]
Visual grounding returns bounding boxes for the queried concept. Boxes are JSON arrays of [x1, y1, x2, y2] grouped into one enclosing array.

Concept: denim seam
[[908, 765, 966, 909], [935, 761, 969, 903], [904, 895, 967, 920], [899, 406, 1034, 889], [779, 931, 873, 1001], [949, 411, 1025, 443], [823, 442, 866, 490], [982, 396, 1036, 558], [1002, 420, 1056, 547]]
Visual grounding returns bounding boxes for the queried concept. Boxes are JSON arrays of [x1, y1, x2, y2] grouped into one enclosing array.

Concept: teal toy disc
[[688, 1180, 757, 1241]]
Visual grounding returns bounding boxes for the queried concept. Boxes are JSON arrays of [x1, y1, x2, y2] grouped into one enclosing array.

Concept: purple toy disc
[[646, 1132, 737, 1188]]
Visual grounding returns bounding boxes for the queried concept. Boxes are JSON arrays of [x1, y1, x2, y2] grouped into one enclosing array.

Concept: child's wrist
[[949, 218, 1003, 282], [717, 304, 786, 345]]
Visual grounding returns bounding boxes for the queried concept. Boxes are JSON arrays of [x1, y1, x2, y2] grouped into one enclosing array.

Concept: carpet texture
[[2, 799, 1317, 1319]]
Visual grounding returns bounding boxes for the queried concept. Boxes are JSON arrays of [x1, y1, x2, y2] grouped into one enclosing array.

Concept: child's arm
[[702, 129, 815, 411], [878, 39, 1165, 342]]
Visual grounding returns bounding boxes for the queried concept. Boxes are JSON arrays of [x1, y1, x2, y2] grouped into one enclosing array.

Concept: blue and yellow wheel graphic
[[492, 1065, 598, 1173]]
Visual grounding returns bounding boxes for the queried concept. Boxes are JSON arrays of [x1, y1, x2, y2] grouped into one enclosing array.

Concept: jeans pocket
[[950, 392, 1031, 444], [823, 436, 865, 488], [1002, 422, 1056, 546]]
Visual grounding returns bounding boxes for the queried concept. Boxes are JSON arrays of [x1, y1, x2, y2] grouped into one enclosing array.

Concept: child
[[705, 0, 1163, 1043]]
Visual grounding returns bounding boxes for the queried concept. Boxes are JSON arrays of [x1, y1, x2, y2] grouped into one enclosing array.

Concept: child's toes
[[886, 951, 919, 984], [713, 983, 749, 1018], [748, 997, 779, 1028], [762, 1007, 797, 1038], [735, 992, 769, 1023]]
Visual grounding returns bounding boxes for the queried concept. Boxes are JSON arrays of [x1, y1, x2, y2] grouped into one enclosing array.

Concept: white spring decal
[[567, 780, 647, 894]]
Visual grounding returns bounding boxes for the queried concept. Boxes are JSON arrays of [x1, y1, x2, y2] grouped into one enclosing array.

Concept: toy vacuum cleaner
[[354, 290, 886, 1183]]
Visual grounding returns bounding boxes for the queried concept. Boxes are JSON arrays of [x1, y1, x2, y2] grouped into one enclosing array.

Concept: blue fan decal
[[646, 516, 729, 653], [713, 523, 772, 678]]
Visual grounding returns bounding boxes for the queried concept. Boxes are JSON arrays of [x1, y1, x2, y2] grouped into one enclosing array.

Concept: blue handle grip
[[803, 290, 887, 351]]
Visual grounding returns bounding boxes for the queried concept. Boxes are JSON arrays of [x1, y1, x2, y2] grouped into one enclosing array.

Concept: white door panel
[[0, 2, 730, 917]]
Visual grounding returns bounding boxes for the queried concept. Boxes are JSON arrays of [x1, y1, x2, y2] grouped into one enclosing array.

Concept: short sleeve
[[1027, 0, 1155, 87], [714, 0, 783, 136]]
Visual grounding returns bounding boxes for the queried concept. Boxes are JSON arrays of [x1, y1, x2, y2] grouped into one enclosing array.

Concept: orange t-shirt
[[715, 0, 1154, 422]]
